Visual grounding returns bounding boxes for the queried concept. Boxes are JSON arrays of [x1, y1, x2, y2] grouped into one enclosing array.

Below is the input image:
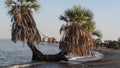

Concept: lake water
[[0, 39, 62, 67]]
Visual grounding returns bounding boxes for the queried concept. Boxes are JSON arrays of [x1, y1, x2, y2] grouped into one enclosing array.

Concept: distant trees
[[41, 37, 58, 43], [96, 38, 120, 49], [47, 37, 56, 43], [103, 40, 120, 49]]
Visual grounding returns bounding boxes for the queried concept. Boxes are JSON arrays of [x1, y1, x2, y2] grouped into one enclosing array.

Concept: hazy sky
[[0, 0, 120, 41]]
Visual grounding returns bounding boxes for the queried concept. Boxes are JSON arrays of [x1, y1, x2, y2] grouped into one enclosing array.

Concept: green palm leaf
[[92, 30, 102, 39]]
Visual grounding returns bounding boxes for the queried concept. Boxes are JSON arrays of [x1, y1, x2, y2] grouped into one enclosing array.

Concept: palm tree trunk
[[27, 41, 68, 61], [27, 41, 44, 61]]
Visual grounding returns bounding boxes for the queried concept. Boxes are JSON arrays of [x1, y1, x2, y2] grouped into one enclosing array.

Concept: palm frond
[[59, 15, 68, 23], [81, 8, 93, 20], [30, 3, 40, 12], [5, 0, 14, 8], [92, 30, 102, 39], [26, 0, 37, 3], [8, 6, 16, 16], [60, 25, 94, 56], [82, 20, 95, 32]]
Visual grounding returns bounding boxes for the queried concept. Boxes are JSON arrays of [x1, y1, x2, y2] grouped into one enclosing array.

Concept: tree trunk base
[[32, 52, 68, 62]]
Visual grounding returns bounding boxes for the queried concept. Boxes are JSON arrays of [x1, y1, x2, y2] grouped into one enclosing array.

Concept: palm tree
[[59, 6, 95, 56], [6, 0, 68, 61]]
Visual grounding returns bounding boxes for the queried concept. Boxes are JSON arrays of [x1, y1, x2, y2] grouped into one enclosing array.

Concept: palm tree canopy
[[60, 6, 102, 39], [60, 6, 93, 25], [6, 0, 40, 16]]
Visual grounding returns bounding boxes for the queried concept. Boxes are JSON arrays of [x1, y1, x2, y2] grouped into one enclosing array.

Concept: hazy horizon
[[0, 0, 120, 41]]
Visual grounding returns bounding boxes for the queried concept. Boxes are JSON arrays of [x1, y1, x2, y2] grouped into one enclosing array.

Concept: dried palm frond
[[11, 10, 41, 45], [60, 24, 94, 56], [6, 0, 41, 46]]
